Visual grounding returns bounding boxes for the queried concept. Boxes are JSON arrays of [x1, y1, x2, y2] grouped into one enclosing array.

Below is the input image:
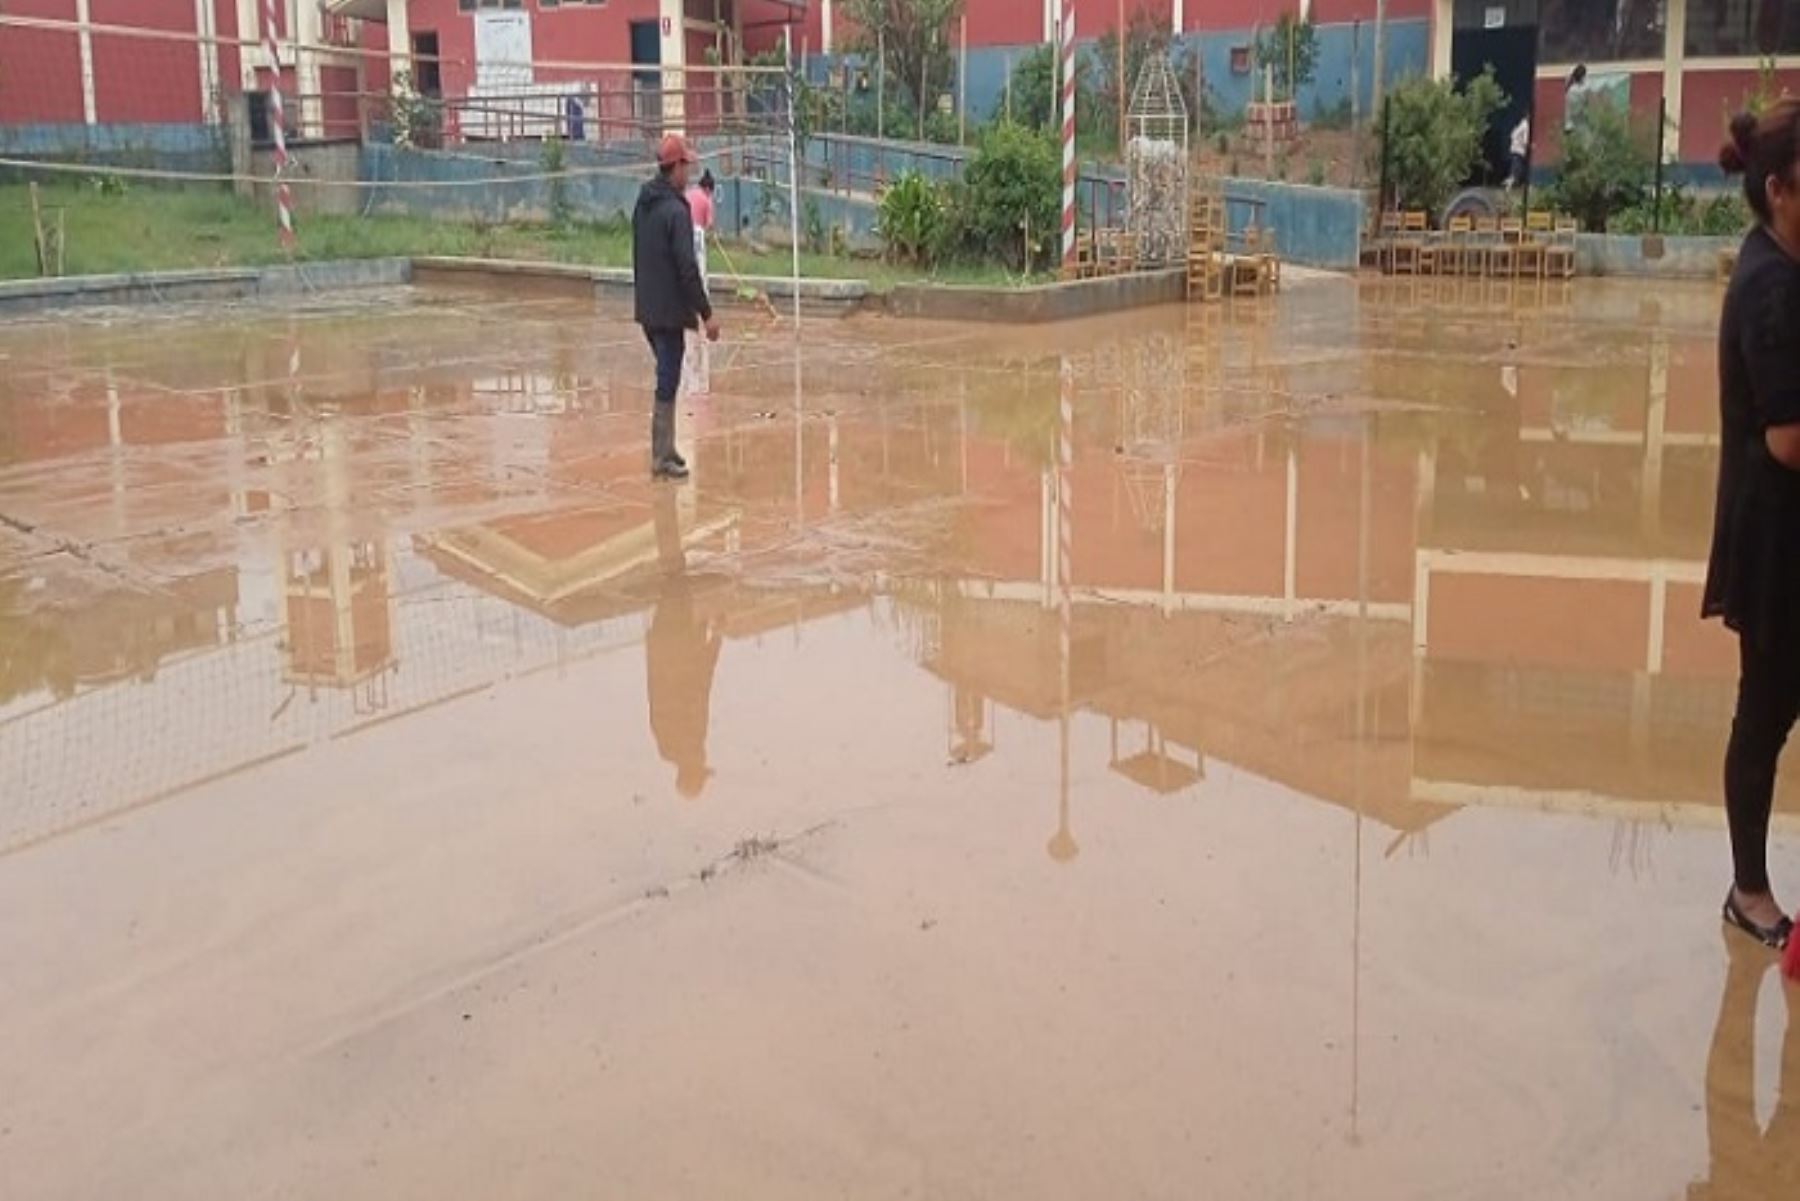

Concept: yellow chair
[[1544, 216, 1579, 280], [1377, 210, 1403, 272], [1438, 214, 1474, 276], [1392, 210, 1428, 275], [1487, 216, 1523, 278]]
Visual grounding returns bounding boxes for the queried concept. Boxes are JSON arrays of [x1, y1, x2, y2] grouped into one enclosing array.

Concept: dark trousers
[[644, 327, 684, 466], [1726, 635, 1800, 893]]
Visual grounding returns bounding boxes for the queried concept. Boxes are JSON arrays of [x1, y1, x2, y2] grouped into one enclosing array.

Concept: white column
[[75, 0, 96, 124], [1431, 0, 1453, 81], [1663, 0, 1686, 162], [237, 0, 261, 89], [293, 0, 324, 138], [195, 0, 221, 124], [1299, 0, 1312, 20], [1172, 0, 1183, 36], [386, 0, 412, 86], [660, 0, 687, 133], [822, 0, 834, 55]]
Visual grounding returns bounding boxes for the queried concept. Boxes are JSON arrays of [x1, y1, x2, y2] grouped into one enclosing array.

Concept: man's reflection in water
[[647, 487, 721, 799], [1691, 936, 1800, 1199]]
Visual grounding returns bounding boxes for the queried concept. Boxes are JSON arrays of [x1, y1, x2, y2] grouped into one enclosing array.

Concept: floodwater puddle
[[1, 278, 1795, 1200]]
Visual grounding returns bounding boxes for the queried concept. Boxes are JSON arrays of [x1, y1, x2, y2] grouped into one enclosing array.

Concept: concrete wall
[[252, 140, 361, 217], [885, 269, 1188, 324], [1080, 165, 1365, 270], [0, 258, 410, 316], [1223, 178, 1366, 271], [1575, 233, 1736, 280], [360, 142, 884, 249]]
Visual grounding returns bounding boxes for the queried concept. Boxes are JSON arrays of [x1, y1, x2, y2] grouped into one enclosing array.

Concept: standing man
[[633, 133, 719, 481]]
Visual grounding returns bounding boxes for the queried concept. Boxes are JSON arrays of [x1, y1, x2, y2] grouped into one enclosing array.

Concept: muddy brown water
[[2, 278, 1797, 1200]]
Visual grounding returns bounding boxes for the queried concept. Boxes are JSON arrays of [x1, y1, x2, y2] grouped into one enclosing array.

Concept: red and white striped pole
[[261, 0, 295, 252], [1059, 1, 1077, 274]]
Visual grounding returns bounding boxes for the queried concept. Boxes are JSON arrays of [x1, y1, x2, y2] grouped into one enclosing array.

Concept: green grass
[[0, 182, 1025, 290]]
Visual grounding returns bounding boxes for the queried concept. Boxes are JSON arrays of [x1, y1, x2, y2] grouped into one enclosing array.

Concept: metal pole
[[1371, 0, 1388, 122], [876, 25, 884, 138], [1377, 94, 1391, 212], [1117, 0, 1126, 153], [1350, 19, 1360, 186], [1653, 96, 1667, 233], [786, 35, 802, 325], [959, 14, 968, 144]]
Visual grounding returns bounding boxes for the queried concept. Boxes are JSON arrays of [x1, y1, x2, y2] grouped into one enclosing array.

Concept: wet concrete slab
[[2, 277, 1798, 1200]]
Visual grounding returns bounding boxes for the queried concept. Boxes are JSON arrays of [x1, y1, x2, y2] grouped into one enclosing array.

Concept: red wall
[[90, 0, 202, 123], [1682, 68, 1800, 161], [1310, 0, 1430, 23], [1532, 69, 1663, 163], [0, 0, 84, 122]]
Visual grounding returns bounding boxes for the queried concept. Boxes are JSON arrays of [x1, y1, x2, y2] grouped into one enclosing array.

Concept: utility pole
[[1116, 0, 1127, 151], [1371, 0, 1388, 122]]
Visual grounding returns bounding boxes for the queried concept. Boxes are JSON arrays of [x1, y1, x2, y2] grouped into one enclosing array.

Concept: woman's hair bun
[[1721, 112, 1757, 175]]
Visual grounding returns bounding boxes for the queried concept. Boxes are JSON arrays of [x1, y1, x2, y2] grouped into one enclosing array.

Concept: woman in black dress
[[1706, 99, 1800, 948]]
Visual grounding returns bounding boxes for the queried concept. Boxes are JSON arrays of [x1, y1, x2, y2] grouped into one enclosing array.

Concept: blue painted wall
[[0, 123, 228, 177], [360, 142, 884, 246], [807, 18, 1432, 128]]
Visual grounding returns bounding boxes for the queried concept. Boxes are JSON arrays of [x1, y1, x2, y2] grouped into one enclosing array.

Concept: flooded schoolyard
[[1, 277, 1793, 1200]]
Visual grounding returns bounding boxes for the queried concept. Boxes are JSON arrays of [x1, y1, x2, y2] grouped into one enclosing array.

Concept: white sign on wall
[[474, 11, 532, 87], [1484, 6, 1505, 29]]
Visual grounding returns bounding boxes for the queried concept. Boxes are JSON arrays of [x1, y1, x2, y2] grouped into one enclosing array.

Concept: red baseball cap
[[657, 133, 699, 167]]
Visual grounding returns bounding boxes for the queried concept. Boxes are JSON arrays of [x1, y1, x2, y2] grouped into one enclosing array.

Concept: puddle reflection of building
[[1689, 938, 1800, 1200], [274, 422, 398, 711], [1404, 319, 1791, 828]]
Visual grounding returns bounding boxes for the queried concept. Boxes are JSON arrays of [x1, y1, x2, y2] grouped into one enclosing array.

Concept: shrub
[[1306, 157, 1326, 186], [1547, 96, 1653, 232], [876, 170, 948, 265], [1311, 95, 1353, 131], [953, 122, 1060, 271], [1376, 69, 1507, 218]]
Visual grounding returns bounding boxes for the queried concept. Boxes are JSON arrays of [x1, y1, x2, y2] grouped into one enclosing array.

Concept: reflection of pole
[[1048, 353, 1078, 863], [1350, 414, 1370, 1147]]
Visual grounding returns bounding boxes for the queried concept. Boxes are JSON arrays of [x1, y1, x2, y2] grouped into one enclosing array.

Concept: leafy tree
[[1254, 13, 1319, 103], [1550, 96, 1653, 231], [1376, 69, 1507, 218], [842, 0, 963, 139]]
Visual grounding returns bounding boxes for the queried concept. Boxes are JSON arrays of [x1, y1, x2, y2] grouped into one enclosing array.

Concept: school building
[[0, 1, 1794, 163]]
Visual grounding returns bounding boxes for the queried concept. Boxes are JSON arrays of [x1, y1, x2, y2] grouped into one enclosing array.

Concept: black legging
[[1726, 635, 1800, 893]]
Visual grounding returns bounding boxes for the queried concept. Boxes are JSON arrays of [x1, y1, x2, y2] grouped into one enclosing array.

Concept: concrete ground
[[1, 277, 1796, 1200]]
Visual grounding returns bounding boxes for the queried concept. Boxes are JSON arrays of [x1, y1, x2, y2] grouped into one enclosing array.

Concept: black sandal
[[1723, 888, 1793, 949]]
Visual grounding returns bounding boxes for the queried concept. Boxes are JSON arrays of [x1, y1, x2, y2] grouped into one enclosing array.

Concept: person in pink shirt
[[685, 169, 715, 279]]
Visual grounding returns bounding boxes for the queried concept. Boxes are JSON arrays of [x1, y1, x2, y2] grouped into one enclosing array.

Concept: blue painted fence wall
[[807, 19, 1431, 128], [0, 123, 228, 176]]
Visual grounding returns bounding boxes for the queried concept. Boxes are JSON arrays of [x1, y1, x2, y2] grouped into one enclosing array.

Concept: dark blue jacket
[[632, 174, 711, 331]]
